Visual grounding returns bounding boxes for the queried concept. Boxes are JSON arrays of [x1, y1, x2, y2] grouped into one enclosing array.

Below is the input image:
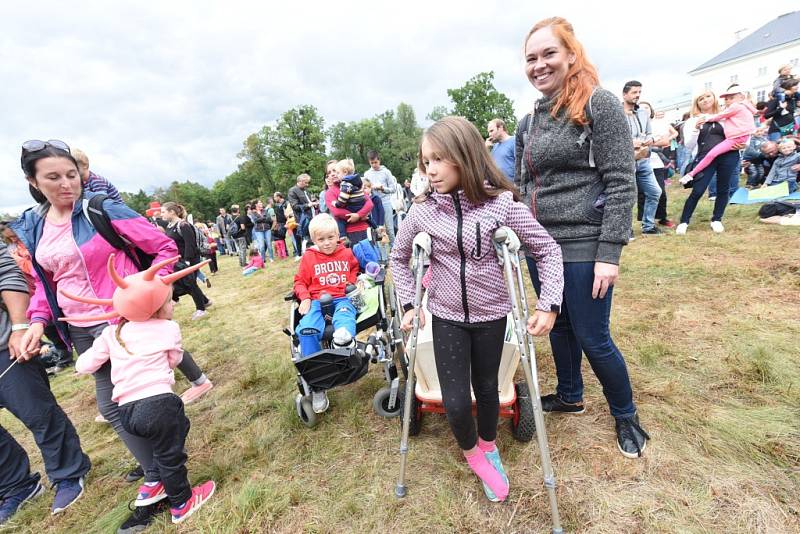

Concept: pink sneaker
[[180, 380, 214, 404], [136, 481, 167, 506], [171, 481, 215, 524]]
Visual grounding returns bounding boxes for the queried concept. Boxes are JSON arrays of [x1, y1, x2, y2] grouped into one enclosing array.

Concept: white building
[[688, 11, 800, 103]]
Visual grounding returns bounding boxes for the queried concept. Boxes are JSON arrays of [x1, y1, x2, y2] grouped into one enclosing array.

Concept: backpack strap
[[84, 194, 142, 269], [576, 87, 599, 168]]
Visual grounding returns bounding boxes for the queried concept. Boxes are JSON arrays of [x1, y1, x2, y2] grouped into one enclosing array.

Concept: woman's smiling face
[[524, 26, 573, 98]]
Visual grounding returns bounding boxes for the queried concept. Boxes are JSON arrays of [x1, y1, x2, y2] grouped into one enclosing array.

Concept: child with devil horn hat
[[61, 254, 215, 526]]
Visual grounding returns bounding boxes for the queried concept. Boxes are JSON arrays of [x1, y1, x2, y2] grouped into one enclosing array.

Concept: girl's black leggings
[[431, 315, 506, 450]]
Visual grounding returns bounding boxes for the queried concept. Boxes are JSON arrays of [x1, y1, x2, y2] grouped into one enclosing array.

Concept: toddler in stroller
[[293, 214, 360, 413], [287, 214, 406, 426]]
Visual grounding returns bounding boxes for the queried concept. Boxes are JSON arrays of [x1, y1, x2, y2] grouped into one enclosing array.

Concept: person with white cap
[[680, 83, 755, 188]]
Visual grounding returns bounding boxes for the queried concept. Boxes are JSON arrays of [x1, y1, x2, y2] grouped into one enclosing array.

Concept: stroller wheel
[[397, 383, 422, 436], [511, 382, 536, 442], [372, 386, 402, 418], [296, 394, 318, 428]]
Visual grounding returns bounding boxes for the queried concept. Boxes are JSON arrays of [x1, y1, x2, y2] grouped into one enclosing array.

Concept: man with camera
[[622, 80, 663, 236]]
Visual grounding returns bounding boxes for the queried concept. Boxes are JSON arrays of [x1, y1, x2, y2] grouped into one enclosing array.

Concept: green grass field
[[2, 182, 799, 533]]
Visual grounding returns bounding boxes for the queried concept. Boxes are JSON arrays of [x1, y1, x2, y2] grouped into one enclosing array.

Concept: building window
[[757, 90, 766, 102], [758, 66, 767, 76], [730, 74, 738, 83], [791, 58, 799, 67], [704, 81, 713, 90]]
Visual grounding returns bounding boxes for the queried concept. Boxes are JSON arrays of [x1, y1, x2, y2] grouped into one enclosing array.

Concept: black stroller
[[284, 263, 407, 427]]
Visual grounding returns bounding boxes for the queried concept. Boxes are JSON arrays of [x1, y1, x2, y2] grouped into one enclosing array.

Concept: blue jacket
[[368, 193, 385, 226]]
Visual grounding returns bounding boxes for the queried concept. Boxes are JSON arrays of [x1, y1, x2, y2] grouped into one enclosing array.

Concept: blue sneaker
[[481, 448, 510, 502], [51, 477, 84, 515], [0, 479, 44, 524]]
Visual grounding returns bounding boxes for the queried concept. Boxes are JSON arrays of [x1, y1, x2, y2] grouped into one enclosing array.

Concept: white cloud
[[2, 0, 797, 213]]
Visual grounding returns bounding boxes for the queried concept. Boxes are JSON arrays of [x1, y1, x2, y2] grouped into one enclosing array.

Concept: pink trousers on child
[[274, 240, 287, 258], [688, 134, 749, 177]]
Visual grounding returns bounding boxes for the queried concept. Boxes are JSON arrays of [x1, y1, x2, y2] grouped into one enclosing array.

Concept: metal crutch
[[493, 227, 563, 534], [395, 232, 431, 498]]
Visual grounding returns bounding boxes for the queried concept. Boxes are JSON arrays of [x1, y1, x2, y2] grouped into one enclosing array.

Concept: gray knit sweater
[[515, 88, 635, 264]]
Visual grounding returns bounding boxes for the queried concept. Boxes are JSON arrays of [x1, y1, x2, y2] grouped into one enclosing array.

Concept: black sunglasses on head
[[21, 139, 71, 154]]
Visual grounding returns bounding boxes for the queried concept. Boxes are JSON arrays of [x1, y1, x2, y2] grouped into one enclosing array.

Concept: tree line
[[121, 71, 517, 221]]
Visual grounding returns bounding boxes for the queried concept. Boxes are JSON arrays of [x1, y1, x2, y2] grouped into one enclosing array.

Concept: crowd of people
[[1, 14, 799, 533]]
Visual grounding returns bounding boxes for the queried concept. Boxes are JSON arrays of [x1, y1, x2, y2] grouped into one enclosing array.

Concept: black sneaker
[[117, 500, 167, 534], [615, 414, 650, 458], [541, 394, 585, 414], [641, 227, 663, 235], [124, 465, 144, 483]]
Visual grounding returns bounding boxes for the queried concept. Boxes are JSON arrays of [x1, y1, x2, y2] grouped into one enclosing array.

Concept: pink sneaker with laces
[[171, 481, 215, 524], [136, 481, 167, 506], [180, 380, 214, 404]]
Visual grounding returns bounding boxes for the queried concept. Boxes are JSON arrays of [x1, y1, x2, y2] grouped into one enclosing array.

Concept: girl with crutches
[[390, 116, 564, 502]]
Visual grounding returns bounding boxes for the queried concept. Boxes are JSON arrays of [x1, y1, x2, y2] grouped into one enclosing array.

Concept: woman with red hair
[[515, 17, 649, 458]]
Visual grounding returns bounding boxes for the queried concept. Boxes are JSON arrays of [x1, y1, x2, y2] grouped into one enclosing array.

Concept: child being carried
[[682, 84, 756, 185]]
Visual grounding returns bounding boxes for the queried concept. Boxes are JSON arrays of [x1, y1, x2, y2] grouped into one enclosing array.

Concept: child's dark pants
[[431, 315, 506, 450], [119, 393, 191, 507]]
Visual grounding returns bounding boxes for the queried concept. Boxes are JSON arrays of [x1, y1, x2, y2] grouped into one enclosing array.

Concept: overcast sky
[[2, 0, 797, 214]]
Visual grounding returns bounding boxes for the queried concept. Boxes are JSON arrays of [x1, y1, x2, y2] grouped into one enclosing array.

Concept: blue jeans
[[380, 196, 395, 246], [676, 144, 692, 175], [635, 159, 661, 231], [680, 150, 739, 224], [252, 229, 273, 262], [768, 131, 782, 142], [708, 159, 740, 199], [297, 297, 357, 357], [294, 213, 311, 256], [527, 259, 636, 419]]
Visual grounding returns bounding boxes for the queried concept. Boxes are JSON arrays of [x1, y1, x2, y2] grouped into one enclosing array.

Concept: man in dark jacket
[[0, 243, 91, 524], [287, 174, 318, 258]]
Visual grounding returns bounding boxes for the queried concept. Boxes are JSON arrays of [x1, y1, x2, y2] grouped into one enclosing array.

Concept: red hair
[[524, 17, 599, 126]]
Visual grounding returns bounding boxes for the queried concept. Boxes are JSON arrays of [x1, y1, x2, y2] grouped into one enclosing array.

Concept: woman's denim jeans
[[527, 258, 636, 419], [253, 230, 273, 261]]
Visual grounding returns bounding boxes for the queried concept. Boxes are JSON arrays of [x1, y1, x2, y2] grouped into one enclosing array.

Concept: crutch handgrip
[[412, 232, 432, 256], [492, 226, 521, 254]]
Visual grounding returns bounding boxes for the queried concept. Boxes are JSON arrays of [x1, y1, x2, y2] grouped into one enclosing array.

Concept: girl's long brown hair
[[418, 116, 520, 205], [524, 17, 599, 126]]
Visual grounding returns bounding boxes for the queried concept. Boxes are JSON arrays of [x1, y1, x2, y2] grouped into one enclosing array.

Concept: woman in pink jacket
[[10, 140, 209, 532]]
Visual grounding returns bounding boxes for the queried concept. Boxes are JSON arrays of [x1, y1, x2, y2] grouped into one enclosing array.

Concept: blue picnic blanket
[[729, 185, 800, 205]]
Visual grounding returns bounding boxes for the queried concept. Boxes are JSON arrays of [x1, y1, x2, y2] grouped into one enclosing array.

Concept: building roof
[[690, 11, 800, 73]]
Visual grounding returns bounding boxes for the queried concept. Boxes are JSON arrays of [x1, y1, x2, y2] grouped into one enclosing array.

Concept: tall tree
[[329, 103, 422, 181], [267, 105, 327, 192], [237, 127, 276, 193], [432, 71, 517, 138]]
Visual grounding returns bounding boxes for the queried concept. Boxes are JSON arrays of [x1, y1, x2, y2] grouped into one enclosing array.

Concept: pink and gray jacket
[[10, 192, 178, 349], [390, 189, 564, 323]]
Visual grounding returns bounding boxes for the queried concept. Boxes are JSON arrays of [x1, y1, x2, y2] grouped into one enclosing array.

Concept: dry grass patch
[[2, 182, 799, 532]]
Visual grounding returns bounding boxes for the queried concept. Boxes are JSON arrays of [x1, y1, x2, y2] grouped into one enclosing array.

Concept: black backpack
[[758, 201, 799, 218], [84, 194, 154, 270]]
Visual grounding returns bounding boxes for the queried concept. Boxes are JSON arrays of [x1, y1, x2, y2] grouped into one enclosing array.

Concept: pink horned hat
[[59, 254, 209, 323]]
